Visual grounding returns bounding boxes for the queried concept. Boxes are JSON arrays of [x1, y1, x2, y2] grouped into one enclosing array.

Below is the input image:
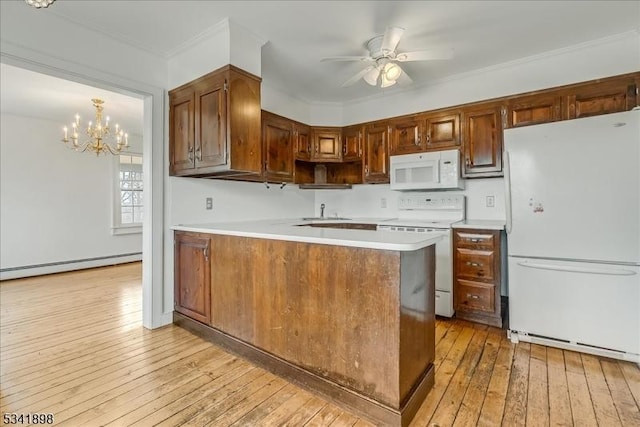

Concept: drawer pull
[[470, 238, 485, 243], [466, 262, 482, 267], [467, 294, 480, 299]]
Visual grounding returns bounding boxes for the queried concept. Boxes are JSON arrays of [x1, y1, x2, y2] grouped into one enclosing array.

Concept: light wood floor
[[1, 263, 639, 426]]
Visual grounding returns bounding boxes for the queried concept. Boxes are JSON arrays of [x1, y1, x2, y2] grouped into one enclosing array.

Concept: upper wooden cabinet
[[390, 118, 423, 155], [293, 123, 311, 161], [462, 104, 503, 178], [174, 231, 211, 325], [363, 122, 390, 183], [310, 127, 342, 161], [169, 65, 262, 177], [262, 111, 294, 183], [424, 111, 461, 150], [342, 125, 363, 161], [504, 94, 562, 128], [566, 79, 637, 120]]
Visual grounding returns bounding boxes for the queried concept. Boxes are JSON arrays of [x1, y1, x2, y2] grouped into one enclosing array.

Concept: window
[[113, 154, 143, 234]]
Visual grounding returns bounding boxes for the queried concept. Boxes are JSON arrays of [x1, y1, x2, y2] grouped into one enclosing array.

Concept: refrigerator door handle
[[517, 260, 637, 276], [504, 150, 512, 234]]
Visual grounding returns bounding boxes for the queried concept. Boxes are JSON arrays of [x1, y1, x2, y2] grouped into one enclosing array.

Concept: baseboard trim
[[0, 253, 142, 280], [174, 312, 434, 427]]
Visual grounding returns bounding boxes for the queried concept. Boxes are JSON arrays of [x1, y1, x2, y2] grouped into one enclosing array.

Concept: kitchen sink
[[297, 222, 377, 230], [301, 217, 351, 221]]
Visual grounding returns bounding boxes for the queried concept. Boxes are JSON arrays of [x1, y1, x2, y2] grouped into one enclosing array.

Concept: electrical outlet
[[486, 195, 495, 207], [206, 197, 213, 210], [380, 197, 387, 208]]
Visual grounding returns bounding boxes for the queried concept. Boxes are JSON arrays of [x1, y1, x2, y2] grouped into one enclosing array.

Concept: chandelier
[[25, 0, 55, 8], [62, 98, 129, 155]]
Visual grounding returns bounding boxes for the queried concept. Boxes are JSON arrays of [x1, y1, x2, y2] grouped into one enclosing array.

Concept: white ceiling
[[39, 0, 640, 103], [1, 0, 638, 133]]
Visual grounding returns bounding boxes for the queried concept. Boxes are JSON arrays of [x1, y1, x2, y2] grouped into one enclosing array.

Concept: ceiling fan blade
[[381, 26, 405, 53], [321, 56, 374, 62], [341, 66, 375, 87], [396, 49, 454, 62], [397, 66, 413, 85]]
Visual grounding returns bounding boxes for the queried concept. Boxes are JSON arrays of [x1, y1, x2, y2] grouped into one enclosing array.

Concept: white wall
[[313, 178, 505, 221], [0, 113, 142, 279]]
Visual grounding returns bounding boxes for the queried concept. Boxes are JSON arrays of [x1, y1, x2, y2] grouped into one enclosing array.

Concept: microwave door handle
[[504, 150, 512, 234], [434, 161, 441, 184]]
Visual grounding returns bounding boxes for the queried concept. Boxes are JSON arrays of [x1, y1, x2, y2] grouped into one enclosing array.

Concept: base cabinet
[[174, 232, 211, 325], [453, 228, 503, 327]]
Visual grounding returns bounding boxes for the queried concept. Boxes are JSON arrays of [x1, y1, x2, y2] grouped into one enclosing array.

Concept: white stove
[[378, 193, 465, 317]]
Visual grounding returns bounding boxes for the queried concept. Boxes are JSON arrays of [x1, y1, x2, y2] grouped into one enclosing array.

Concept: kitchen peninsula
[[172, 219, 441, 426]]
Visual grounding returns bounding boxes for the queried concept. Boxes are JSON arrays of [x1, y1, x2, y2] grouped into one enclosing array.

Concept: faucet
[[320, 203, 325, 218]]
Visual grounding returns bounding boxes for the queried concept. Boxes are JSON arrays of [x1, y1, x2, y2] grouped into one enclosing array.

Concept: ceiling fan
[[321, 27, 453, 88]]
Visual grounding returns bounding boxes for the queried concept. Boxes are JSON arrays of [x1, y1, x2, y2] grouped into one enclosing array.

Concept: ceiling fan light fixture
[[383, 62, 402, 81], [25, 0, 55, 8], [363, 67, 381, 86], [380, 73, 397, 88]]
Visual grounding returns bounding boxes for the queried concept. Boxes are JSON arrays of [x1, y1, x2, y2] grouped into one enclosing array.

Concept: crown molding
[[165, 18, 230, 59]]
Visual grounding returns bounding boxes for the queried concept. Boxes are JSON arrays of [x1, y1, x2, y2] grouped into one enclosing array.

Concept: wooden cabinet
[[262, 111, 294, 182], [174, 231, 211, 325], [453, 228, 502, 327], [424, 112, 460, 150], [342, 125, 363, 161], [390, 118, 423, 155], [566, 80, 637, 119], [310, 127, 342, 161], [169, 65, 261, 177], [293, 123, 311, 161], [462, 104, 503, 178], [363, 122, 390, 183], [169, 88, 195, 174], [505, 94, 562, 128]]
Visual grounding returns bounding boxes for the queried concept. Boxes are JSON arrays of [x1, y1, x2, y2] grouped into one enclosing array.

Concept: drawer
[[455, 231, 495, 249], [456, 280, 495, 313], [456, 248, 495, 280]]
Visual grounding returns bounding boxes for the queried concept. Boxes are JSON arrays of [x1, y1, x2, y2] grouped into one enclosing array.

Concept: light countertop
[[172, 218, 442, 251], [452, 220, 506, 230]]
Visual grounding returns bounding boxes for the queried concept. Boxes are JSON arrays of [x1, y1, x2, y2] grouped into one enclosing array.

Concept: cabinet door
[[195, 76, 227, 168], [342, 125, 362, 161], [364, 123, 390, 183], [390, 119, 423, 155], [294, 123, 311, 161], [174, 232, 211, 325], [425, 112, 460, 150], [567, 81, 637, 119], [506, 94, 562, 128], [311, 127, 342, 161], [169, 89, 195, 175], [262, 113, 294, 182], [462, 106, 503, 178]]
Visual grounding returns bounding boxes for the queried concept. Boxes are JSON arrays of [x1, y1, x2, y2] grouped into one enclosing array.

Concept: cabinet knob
[[364, 165, 369, 175], [416, 134, 421, 145], [466, 261, 481, 267], [195, 146, 202, 161], [467, 294, 480, 300], [188, 146, 194, 162]]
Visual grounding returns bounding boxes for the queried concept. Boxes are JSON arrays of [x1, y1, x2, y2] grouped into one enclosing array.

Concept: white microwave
[[390, 149, 464, 191]]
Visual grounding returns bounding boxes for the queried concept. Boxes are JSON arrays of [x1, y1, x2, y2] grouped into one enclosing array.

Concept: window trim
[[112, 152, 143, 236]]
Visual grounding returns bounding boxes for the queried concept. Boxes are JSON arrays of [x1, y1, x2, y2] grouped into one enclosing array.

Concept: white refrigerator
[[504, 110, 640, 363]]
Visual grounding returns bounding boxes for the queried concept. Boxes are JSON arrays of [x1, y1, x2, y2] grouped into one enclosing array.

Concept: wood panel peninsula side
[[172, 222, 440, 427]]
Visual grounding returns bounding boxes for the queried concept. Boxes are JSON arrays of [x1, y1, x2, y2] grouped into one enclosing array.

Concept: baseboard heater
[[508, 329, 640, 364], [0, 252, 142, 280]]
